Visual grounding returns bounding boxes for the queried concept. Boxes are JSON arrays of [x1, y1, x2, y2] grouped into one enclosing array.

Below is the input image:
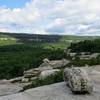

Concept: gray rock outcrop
[[24, 69, 40, 78], [39, 69, 60, 79], [9, 77, 23, 83], [39, 58, 70, 68], [64, 68, 93, 93], [0, 83, 23, 96], [0, 82, 100, 100]]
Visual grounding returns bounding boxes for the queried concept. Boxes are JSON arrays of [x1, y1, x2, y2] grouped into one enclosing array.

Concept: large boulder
[[64, 68, 93, 94], [39, 69, 60, 79]]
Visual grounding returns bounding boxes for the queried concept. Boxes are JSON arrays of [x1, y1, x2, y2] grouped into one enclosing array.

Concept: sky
[[0, 0, 100, 35]]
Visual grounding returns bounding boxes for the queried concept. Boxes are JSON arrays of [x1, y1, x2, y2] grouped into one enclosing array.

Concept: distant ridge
[[0, 32, 99, 43]]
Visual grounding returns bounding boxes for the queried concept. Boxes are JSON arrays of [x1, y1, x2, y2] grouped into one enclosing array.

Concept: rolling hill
[[0, 32, 98, 46]]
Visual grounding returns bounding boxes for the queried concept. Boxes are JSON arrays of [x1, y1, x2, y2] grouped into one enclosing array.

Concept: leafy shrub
[[71, 58, 100, 66], [23, 70, 64, 90], [69, 39, 100, 53]]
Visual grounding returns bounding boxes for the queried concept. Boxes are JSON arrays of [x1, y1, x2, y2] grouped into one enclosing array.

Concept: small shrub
[[24, 70, 64, 90], [32, 70, 63, 87]]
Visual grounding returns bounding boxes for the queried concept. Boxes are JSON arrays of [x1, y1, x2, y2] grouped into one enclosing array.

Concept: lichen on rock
[[64, 68, 93, 94]]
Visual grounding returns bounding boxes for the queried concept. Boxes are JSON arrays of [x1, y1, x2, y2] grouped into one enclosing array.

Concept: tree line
[[69, 38, 100, 53]]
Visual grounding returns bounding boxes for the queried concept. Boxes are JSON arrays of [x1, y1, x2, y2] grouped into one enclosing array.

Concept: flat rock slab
[[1, 66, 100, 100], [0, 84, 23, 96], [0, 82, 100, 100]]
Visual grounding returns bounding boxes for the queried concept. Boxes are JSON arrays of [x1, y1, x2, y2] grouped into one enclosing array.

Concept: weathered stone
[[39, 58, 70, 69], [49, 59, 70, 68], [21, 78, 29, 83], [38, 66, 53, 72], [30, 77, 37, 81], [0, 79, 10, 84], [39, 69, 60, 79], [43, 58, 50, 63], [79, 53, 100, 60], [24, 69, 40, 78], [39, 62, 51, 68], [0, 84, 23, 96], [62, 59, 70, 66], [64, 68, 93, 94], [9, 77, 23, 83]]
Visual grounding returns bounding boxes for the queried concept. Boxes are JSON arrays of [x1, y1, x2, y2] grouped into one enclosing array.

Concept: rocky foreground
[[0, 81, 100, 100], [0, 65, 100, 100]]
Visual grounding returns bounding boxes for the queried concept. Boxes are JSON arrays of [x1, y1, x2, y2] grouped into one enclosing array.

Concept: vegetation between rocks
[[23, 70, 64, 90]]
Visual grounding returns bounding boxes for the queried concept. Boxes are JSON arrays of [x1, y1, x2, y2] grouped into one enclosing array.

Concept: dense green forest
[[0, 44, 64, 79], [0, 32, 99, 79], [69, 39, 100, 53]]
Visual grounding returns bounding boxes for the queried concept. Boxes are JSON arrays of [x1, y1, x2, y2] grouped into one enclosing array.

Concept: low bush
[[23, 70, 64, 90], [71, 58, 100, 66]]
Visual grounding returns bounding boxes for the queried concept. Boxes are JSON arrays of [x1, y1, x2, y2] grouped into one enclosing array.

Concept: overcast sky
[[0, 0, 100, 35]]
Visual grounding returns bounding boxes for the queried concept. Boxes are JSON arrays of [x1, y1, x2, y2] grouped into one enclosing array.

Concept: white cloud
[[46, 18, 66, 34], [0, 0, 100, 35], [0, 1, 40, 25]]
